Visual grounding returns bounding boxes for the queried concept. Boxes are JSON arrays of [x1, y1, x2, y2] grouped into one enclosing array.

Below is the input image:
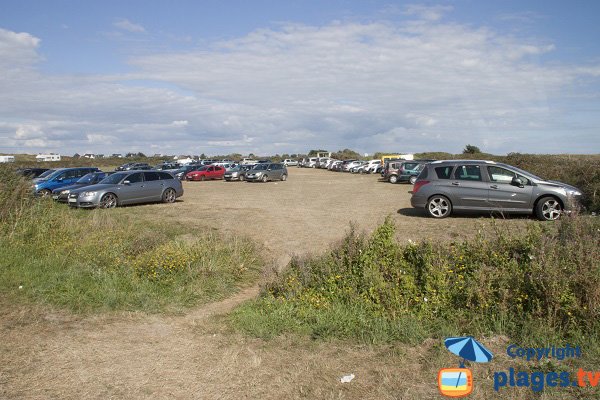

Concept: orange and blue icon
[[438, 336, 493, 398], [438, 368, 473, 397]]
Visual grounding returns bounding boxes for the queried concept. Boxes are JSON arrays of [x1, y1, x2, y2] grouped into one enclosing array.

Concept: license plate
[[68, 198, 77, 203]]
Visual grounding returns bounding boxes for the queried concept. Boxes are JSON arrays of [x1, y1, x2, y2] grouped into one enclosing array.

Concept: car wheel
[[389, 175, 398, 184], [200, 175, 205, 181], [409, 176, 417, 185], [535, 196, 562, 221], [38, 189, 52, 197], [426, 195, 452, 218], [281, 174, 287, 181], [262, 175, 268, 183], [99, 193, 118, 209], [162, 188, 176, 203], [239, 175, 245, 181]]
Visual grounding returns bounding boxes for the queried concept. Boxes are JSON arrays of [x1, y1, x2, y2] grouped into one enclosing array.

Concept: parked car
[[410, 160, 583, 221], [245, 163, 287, 182], [224, 165, 253, 181], [342, 160, 361, 172], [51, 172, 109, 202], [115, 162, 152, 171], [32, 167, 100, 196], [384, 160, 432, 183], [363, 160, 381, 174], [172, 165, 202, 180], [350, 161, 368, 173], [283, 159, 298, 167], [16, 168, 49, 179], [185, 165, 225, 181], [154, 162, 180, 170], [68, 171, 183, 209]]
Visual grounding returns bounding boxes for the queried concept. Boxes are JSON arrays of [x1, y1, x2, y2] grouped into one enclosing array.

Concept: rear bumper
[[410, 193, 427, 209]]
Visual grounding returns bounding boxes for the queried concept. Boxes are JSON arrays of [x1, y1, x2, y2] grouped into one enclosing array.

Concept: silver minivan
[[245, 163, 288, 182], [68, 171, 184, 208], [410, 160, 582, 220]]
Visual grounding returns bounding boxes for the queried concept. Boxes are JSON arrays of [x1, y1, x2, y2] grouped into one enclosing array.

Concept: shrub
[[233, 216, 600, 343]]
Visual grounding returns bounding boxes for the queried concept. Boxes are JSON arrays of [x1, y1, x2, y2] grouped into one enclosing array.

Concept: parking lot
[[126, 166, 532, 266]]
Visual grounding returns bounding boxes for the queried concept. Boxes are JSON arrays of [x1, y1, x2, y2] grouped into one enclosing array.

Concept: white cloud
[[0, 18, 598, 156], [403, 4, 453, 21], [113, 18, 146, 33]]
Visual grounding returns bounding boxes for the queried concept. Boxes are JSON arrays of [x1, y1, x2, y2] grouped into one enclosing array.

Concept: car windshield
[[76, 173, 97, 184], [99, 172, 127, 184], [37, 169, 56, 179], [504, 165, 543, 181], [44, 169, 67, 180], [196, 166, 208, 171], [252, 164, 269, 171], [229, 167, 240, 172]]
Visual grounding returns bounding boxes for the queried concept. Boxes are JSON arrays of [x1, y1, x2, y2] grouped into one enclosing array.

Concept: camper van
[[36, 154, 61, 162], [0, 156, 15, 163]]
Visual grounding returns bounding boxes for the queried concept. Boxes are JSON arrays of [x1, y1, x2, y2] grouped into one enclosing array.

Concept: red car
[[185, 165, 225, 181]]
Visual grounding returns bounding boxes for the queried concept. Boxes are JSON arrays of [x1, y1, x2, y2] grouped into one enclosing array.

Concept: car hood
[[69, 183, 118, 194], [52, 183, 92, 193], [542, 180, 582, 193]]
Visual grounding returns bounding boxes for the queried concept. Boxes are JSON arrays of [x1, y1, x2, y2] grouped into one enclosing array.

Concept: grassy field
[[0, 166, 263, 313]]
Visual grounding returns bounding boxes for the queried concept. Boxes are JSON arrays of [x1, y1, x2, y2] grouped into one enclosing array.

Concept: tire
[[426, 195, 452, 218], [162, 188, 176, 203], [262, 175, 268, 183], [409, 176, 417, 185], [200, 175, 205, 181], [389, 175, 398, 184], [38, 189, 52, 197], [535, 196, 562, 221], [281, 174, 287, 181], [239, 174, 245, 181], [99, 193, 118, 209]]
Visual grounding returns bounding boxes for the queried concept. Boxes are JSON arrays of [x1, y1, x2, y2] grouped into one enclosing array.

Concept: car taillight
[[412, 180, 430, 193]]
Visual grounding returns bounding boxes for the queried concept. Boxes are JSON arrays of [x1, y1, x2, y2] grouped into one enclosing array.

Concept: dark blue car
[[51, 172, 109, 202]]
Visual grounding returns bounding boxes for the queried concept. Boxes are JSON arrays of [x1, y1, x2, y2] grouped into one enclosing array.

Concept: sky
[[1, 0, 599, 156]]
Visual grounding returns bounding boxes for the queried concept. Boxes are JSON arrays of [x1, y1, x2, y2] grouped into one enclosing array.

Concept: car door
[[143, 171, 164, 201], [271, 164, 283, 180], [206, 166, 215, 179], [486, 166, 533, 212], [448, 164, 490, 210], [119, 172, 145, 204]]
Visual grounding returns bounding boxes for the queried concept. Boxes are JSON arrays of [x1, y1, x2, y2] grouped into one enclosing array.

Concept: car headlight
[[81, 191, 97, 197], [567, 189, 582, 196], [60, 190, 70, 195]]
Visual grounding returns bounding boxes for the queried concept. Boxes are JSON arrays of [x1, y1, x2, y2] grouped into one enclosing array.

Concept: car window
[[126, 172, 144, 183], [208, 167, 214, 172], [403, 163, 419, 170], [487, 166, 530, 185], [158, 172, 173, 180], [144, 171, 160, 181], [454, 165, 482, 181], [434, 166, 453, 179]]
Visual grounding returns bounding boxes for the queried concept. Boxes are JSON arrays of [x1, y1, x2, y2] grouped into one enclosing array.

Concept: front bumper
[[68, 193, 101, 208]]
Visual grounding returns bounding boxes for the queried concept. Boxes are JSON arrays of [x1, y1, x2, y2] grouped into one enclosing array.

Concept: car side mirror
[[123, 180, 131, 185], [511, 177, 524, 188]]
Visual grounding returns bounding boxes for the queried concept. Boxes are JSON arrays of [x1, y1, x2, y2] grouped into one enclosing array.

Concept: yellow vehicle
[[380, 154, 414, 165]]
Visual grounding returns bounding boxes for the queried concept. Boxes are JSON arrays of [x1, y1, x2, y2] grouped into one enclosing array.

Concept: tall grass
[[232, 216, 600, 344], [0, 166, 263, 313]]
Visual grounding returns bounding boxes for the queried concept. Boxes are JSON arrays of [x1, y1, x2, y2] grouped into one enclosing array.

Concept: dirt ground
[[1, 168, 535, 399]]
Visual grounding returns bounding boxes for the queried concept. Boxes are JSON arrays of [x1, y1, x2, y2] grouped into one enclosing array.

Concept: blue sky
[[1, 0, 599, 155]]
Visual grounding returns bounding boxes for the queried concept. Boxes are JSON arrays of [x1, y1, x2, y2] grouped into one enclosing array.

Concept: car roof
[[429, 159, 498, 165]]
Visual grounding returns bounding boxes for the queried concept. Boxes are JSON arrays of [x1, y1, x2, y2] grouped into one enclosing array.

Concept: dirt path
[[1, 168, 532, 399]]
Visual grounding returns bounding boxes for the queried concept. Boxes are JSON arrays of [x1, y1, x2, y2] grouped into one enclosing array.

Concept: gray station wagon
[[68, 171, 183, 208], [410, 160, 582, 220]]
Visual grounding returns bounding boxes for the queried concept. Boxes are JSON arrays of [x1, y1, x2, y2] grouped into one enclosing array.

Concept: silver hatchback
[[68, 171, 184, 208], [410, 160, 582, 221]]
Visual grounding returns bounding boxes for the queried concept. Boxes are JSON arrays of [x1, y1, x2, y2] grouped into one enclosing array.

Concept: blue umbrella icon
[[444, 336, 493, 388]]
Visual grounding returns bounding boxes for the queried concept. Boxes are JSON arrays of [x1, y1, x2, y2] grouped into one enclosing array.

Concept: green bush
[[233, 216, 600, 343]]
